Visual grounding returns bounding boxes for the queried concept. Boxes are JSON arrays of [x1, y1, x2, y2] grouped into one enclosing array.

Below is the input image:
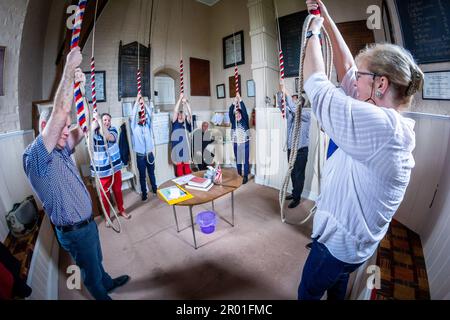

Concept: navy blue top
[[171, 120, 192, 163], [229, 101, 250, 131]]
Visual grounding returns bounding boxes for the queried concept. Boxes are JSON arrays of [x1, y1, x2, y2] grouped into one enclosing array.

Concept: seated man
[[192, 121, 215, 171]]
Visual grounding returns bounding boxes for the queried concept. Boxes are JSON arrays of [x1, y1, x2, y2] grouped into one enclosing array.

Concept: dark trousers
[[137, 152, 157, 196], [233, 141, 250, 177], [56, 221, 113, 300], [287, 147, 308, 201], [298, 239, 363, 300]]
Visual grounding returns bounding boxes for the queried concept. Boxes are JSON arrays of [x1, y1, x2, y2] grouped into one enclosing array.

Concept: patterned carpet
[[373, 219, 430, 300]]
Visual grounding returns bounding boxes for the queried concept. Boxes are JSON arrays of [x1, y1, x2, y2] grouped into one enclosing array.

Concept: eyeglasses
[[355, 71, 379, 80]]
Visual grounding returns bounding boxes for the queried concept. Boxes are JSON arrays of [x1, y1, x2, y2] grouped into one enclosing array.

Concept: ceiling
[[195, 0, 221, 7]]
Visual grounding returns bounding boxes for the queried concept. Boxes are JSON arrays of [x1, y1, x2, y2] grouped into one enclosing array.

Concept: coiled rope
[[278, 10, 333, 225]]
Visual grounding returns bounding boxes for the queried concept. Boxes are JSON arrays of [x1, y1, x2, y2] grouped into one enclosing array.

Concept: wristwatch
[[306, 30, 321, 39]]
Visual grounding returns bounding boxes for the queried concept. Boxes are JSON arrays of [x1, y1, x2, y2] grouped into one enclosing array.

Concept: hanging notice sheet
[[152, 112, 170, 145], [423, 71, 450, 101]]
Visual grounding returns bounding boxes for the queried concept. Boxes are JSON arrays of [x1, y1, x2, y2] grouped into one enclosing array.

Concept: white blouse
[[304, 67, 416, 264]]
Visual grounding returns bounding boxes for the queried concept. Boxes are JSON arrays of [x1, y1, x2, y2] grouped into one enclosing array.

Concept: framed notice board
[[279, 10, 309, 78], [118, 41, 151, 100], [395, 0, 450, 64]]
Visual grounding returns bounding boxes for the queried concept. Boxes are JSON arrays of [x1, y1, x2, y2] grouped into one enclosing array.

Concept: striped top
[[23, 135, 92, 227], [232, 121, 249, 144], [304, 67, 416, 264], [277, 93, 311, 150], [90, 127, 123, 178]]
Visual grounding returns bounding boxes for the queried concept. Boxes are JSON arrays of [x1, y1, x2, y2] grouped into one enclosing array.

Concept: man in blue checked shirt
[[23, 47, 129, 300]]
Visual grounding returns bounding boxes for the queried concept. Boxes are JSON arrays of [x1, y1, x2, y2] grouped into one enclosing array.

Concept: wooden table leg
[[189, 206, 198, 249]]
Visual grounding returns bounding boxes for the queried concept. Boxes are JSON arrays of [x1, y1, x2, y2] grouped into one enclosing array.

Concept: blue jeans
[[137, 152, 157, 196], [56, 221, 113, 300], [298, 239, 363, 300], [287, 147, 308, 201], [233, 141, 250, 177]]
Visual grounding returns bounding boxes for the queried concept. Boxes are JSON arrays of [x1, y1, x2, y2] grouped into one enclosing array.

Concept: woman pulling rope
[[86, 0, 129, 233], [229, 31, 250, 184], [297, 0, 422, 300], [170, 1, 194, 177]]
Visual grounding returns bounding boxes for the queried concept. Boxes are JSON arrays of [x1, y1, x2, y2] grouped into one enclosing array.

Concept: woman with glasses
[[298, 0, 424, 300]]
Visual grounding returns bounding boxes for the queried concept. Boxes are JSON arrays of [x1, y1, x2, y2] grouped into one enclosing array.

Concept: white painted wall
[[417, 118, 450, 300], [209, 0, 254, 111], [395, 113, 450, 234], [42, 0, 66, 100], [79, 0, 213, 117], [0, 130, 36, 241], [0, 0, 28, 133], [18, 0, 52, 130], [0, 0, 50, 133]]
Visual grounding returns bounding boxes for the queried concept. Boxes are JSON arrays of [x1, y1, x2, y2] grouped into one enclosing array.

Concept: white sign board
[[152, 112, 170, 145], [423, 71, 450, 100]]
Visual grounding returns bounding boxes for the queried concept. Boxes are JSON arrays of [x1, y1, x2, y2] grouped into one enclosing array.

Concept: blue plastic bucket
[[196, 211, 217, 234]]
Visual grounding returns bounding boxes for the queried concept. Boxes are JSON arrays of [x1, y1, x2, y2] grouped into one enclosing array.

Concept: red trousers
[[99, 170, 124, 217], [175, 162, 192, 177]]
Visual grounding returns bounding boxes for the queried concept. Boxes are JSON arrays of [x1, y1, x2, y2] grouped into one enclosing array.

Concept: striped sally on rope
[[180, 59, 184, 94], [137, 69, 146, 125], [279, 49, 286, 119], [71, 0, 88, 132]]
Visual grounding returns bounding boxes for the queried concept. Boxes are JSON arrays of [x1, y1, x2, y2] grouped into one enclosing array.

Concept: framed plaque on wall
[[84, 71, 106, 102], [223, 31, 245, 69], [423, 70, 450, 100]]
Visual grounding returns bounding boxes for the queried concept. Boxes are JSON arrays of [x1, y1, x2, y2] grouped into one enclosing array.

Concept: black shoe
[[285, 194, 294, 201], [305, 242, 313, 250], [242, 176, 248, 184], [288, 199, 300, 209], [108, 275, 130, 293], [142, 193, 148, 201]]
